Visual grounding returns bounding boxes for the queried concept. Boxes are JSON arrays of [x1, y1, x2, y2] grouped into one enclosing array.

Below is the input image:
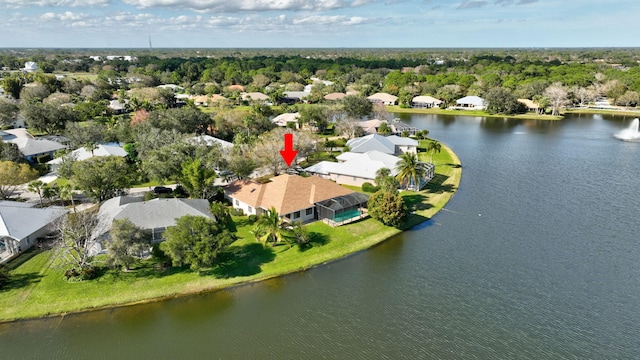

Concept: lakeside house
[[454, 96, 486, 110], [0, 201, 67, 264], [94, 197, 216, 251], [346, 134, 418, 155], [357, 119, 419, 136], [367, 92, 398, 106], [224, 174, 369, 226], [412, 95, 443, 109]]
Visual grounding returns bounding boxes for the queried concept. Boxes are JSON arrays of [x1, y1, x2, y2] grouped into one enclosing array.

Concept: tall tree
[[395, 153, 428, 190], [0, 98, 19, 127], [342, 95, 373, 119], [0, 141, 23, 163], [375, 167, 399, 193], [1, 75, 23, 99], [106, 219, 152, 271], [0, 161, 38, 200], [543, 83, 568, 116], [161, 215, 235, 270], [367, 191, 407, 227], [179, 158, 217, 199], [71, 156, 133, 202], [27, 180, 46, 207], [54, 210, 100, 280], [426, 140, 442, 163], [335, 117, 365, 139]]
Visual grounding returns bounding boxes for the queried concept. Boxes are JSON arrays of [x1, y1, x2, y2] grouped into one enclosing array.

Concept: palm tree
[[252, 207, 286, 246], [426, 140, 442, 163], [395, 153, 427, 191], [58, 183, 76, 213], [27, 180, 45, 207]]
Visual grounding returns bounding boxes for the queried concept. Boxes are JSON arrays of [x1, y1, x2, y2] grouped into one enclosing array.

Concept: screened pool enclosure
[[315, 192, 369, 226]]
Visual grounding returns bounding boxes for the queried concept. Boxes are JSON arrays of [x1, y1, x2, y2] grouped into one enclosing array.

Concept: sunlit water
[[1, 113, 639, 359]]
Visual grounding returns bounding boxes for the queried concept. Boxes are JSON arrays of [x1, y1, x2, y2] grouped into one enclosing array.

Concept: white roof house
[[455, 96, 485, 109], [305, 150, 402, 188], [241, 92, 270, 102], [0, 201, 67, 263], [412, 95, 443, 108], [23, 62, 38, 73], [271, 112, 301, 127], [5, 137, 67, 163], [188, 135, 234, 149], [367, 92, 398, 105], [346, 134, 418, 155], [47, 144, 127, 168]]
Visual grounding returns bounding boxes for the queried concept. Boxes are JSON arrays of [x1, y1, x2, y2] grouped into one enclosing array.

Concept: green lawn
[[0, 144, 461, 322]]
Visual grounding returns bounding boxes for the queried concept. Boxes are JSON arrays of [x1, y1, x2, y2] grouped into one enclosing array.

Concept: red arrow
[[279, 133, 298, 167]]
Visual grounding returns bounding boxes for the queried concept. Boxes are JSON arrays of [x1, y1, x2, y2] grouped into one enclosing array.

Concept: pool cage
[[315, 192, 369, 226]]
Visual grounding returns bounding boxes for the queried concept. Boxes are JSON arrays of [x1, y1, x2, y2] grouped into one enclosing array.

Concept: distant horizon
[[1, 1, 638, 49]]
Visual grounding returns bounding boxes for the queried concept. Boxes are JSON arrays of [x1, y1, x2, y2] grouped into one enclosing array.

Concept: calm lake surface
[[2, 113, 639, 359]]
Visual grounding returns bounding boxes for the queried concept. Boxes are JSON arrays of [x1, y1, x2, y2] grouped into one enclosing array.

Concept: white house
[[4, 135, 67, 163], [455, 96, 485, 110], [412, 95, 443, 109], [23, 62, 38, 73], [0, 201, 67, 263], [271, 112, 300, 128], [346, 134, 418, 155], [224, 174, 367, 225], [47, 144, 128, 172], [367, 92, 398, 106]]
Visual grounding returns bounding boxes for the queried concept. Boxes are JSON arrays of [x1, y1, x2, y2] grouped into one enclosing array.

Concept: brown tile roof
[[225, 174, 354, 215]]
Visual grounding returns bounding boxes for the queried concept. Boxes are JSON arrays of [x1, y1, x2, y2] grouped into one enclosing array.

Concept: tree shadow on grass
[[298, 232, 331, 252], [204, 243, 275, 278], [425, 174, 455, 194], [402, 193, 433, 211], [0, 272, 44, 292]]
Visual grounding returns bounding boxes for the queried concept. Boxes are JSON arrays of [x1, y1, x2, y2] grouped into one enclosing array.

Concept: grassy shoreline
[[388, 105, 563, 120], [0, 144, 461, 323]]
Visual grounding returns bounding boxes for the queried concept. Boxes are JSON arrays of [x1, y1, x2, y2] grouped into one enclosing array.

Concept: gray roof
[[386, 135, 418, 146], [95, 196, 214, 238], [283, 91, 310, 100], [7, 137, 67, 157], [310, 151, 400, 180], [188, 135, 234, 149], [346, 134, 396, 154], [456, 96, 485, 106], [0, 202, 67, 241]]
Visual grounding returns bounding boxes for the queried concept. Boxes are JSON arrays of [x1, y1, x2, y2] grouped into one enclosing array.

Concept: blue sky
[[1, 0, 638, 48]]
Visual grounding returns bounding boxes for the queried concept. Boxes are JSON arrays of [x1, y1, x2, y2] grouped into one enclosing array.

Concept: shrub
[[361, 182, 379, 193], [143, 191, 157, 201], [0, 265, 9, 289], [247, 214, 257, 223], [230, 207, 244, 216], [367, 190, 408, 227]]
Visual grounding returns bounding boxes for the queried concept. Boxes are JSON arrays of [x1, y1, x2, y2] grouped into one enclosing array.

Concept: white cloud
[[1, 0, 109, 7], [292, 15, 369, 26], [122, 0, 353, 12], [457, 0, 488, 9], [40, 11, 88, 21]]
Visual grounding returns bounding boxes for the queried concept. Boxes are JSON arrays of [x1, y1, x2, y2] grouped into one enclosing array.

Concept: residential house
[[108, 99, 129, 114], [367, 92, 398, 106], [94, 197, 216, 250], [0, 201, 67, 264], [23, 62, 38, 73], [188, 135, 234, 150], [3, 131, 67, 163], [271, 112, 300, 128], [455, 96, 485, 110], [241, 92, 270, 104], [305, 150, 434, 190], [157, 84, 184, 92], [517, 98, 539, 112], [282, 91, 310, 104], [412, 95, 443, 109], [193, 94, 228, 106], [389, 119, 419, 136], [225, 174, 368, 225], [324, 92, 347, 101], [47, 143, 128, 173], [226, 85, 246, 92], [346, 134, 418, 155]]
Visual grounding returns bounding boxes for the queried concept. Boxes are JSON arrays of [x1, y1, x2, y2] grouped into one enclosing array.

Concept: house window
[[306, 208, 313, 216], [294, 211, 300, 219], [234, 199, 239, 206], [248, 206, 253, 214], [353, 177, 357, 181]]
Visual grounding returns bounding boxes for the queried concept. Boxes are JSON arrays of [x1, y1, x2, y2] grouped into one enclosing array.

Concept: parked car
[[153, 186, 172, 194]]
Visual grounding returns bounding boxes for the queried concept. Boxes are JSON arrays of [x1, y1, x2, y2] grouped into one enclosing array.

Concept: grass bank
[[564, 108, 640, 117], [0, 145, 461, 322], [387, 105, 563, 121]]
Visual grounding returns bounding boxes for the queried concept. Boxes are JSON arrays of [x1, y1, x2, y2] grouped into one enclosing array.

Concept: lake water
[[2, 113, 640, 359]]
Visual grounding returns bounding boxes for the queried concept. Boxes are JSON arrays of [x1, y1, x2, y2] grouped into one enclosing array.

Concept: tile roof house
[[271, 112, 301, 128], [94, 197, 216, 249], [0, 201, 67, 263], [411, 95, 443, 109], [193, 94, 228, 106], [324, 92, 347, 101], [224, 174, 368, 225], [241, 92, 270, 103], [367, 92, 398, 105]]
